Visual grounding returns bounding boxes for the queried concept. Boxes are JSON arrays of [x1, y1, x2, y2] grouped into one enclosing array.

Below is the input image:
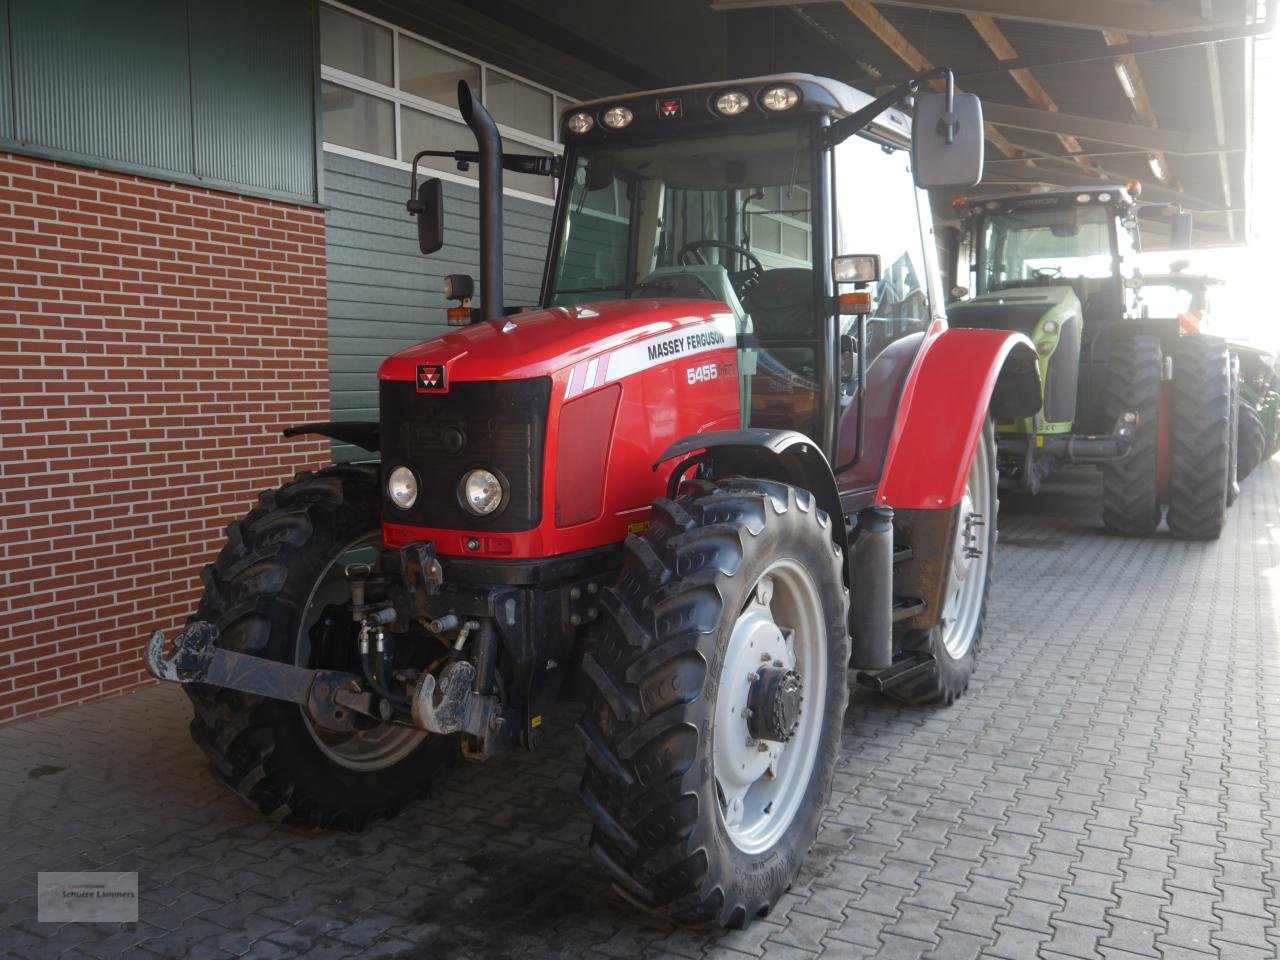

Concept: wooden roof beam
[[965, 14, 1091, 168], [1103, 29, 1174, 186], [840, 0, 1025, 160]]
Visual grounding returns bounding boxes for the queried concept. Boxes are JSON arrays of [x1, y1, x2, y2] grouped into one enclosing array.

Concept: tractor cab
[[950, 186, 1143, 432], [544, 74, 947, 496]]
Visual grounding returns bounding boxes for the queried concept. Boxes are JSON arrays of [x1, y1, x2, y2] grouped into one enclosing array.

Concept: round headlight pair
[[388, 466, 507, 517]]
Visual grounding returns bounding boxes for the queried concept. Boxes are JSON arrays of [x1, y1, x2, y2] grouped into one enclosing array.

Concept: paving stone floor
[[1, 461, 1278, 959]]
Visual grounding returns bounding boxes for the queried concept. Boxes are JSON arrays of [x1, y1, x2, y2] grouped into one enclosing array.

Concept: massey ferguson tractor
[[948, 186, 1234, 540], [146, 72, 1040, 928]]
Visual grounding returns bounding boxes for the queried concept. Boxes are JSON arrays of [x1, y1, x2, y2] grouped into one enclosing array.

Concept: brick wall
[[0, 153, 331, 725]]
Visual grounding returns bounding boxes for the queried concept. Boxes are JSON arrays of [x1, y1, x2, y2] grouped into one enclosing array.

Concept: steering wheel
[[677, 240, 764, 297], [1032, 266, 1063, 280]]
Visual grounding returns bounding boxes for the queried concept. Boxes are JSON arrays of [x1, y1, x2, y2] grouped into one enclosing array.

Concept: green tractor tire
[[1238, 402, 1266, 481]]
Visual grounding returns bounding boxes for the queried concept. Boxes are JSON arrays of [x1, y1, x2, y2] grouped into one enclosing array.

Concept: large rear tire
[[1100, 336, 1163, 536], [1238, 402, 1266, 481], [889, 417, 996, 706], [579, 478, 849, 928], [186, 464, 453, 830], [1167, 337, 1232, 541]]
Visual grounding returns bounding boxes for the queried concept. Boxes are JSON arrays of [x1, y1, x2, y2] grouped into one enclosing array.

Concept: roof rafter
[[1102, 29, 1174, 186], [839, 0, 1024, 160], [964, 14, 1091, 169]]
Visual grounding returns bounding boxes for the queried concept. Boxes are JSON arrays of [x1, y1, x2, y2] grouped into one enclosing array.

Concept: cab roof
[[561, 72, 913, 144]]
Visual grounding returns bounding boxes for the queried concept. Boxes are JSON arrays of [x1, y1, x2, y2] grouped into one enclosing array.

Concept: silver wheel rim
[[295, 532, 426, 771], [713, 558, 827, 855], [939, 432, 992, 658]]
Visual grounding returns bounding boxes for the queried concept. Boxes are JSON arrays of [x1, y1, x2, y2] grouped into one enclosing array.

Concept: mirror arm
[[407, 149, 559, 212], [826, 67, 952, 148]]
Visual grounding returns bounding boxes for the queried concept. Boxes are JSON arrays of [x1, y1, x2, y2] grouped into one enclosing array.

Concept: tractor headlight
[[760, 85, 800, 111], [715, 91, 750, 116], [459, 468, 505, 516], [602, 105, 633, 129], [566, 111, 594, 135], [387, 466, 419, 510]]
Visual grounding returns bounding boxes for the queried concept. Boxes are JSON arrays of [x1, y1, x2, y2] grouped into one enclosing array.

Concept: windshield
[[548, 125, 813, 307], [978, 204, 1116, 292], [1143, 281, 1210, 320]]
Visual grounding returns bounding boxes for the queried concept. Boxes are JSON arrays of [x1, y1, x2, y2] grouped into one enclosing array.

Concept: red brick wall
[[0, 153, 331, 725]]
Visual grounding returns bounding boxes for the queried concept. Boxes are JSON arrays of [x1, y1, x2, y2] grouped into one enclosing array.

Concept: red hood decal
[[378, 299, 734, 383]]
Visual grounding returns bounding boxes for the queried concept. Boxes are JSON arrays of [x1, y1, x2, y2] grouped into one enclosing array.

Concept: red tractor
[[147, 71, 1039, 927]]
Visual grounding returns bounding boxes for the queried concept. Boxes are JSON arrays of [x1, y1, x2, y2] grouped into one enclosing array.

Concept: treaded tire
[[889, 418, 997, 706], [1167, 337, 1232, 541], [1100, 336, 1163, 536], [186, 464, 454, 830], [578, 478, 849, 929], [1226, 358, 1240, 506], [1238, 403, 1265, 481]]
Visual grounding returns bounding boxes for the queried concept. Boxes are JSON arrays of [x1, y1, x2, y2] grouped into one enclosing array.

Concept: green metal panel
[[9, 0, 192, 175], [189, 0, 316, 200], [0, 0, 13, 141]]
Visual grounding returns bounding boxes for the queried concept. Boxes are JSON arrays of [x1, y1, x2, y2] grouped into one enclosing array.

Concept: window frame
[[318, 0, 574, 206]]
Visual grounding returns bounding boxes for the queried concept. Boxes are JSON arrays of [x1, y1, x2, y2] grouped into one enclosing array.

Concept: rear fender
[[655, 429, 848, 578], [876, 328, 1039, 510]]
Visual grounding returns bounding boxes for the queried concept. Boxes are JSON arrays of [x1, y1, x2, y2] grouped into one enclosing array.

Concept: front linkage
[[149, 538, 612, 763]]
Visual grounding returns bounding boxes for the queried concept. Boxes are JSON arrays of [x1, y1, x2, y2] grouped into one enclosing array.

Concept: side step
[[892, 596, 925, 622], [855, 652, 935, 693]]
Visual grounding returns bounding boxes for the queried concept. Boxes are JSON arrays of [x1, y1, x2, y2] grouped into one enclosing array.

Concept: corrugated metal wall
[[0, 0, 317, 204], [323, 150, 554, 461]]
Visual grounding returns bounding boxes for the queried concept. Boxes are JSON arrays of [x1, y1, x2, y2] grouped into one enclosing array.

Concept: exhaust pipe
[[457, 80, 503, 323]]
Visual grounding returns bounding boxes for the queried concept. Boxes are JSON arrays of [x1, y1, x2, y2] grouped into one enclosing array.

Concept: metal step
[[855, 652, 935, 692], [892, 596, 926, 621], [893, 545, 913, 564]]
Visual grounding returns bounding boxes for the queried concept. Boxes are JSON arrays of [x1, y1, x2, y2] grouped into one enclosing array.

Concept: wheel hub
[[746, 667, 803, 743]]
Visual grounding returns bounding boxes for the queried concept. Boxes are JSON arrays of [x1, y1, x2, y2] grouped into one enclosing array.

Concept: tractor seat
[[742, 268, 814, 337]]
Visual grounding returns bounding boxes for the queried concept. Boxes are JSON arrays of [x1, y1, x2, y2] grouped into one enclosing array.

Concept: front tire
[[1167, 338, 1232, 541], [890, 417, 997, 705], [186, 464, 453, 830], [1100, 336, 1163, 536], [579, 478, 849, 928]]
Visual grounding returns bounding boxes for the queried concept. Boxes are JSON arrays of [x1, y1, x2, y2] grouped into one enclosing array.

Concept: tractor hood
[[947, 285, 1079, 333], [378, 299, 737, 384]]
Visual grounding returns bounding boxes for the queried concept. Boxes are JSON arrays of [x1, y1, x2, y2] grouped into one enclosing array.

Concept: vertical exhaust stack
[[457, 80, 503, 323]]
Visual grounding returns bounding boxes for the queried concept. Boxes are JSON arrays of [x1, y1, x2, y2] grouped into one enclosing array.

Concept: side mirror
[[911, 91, 984, 189], [408, 177, 444, 255], [1170, 211, 1193, 249]]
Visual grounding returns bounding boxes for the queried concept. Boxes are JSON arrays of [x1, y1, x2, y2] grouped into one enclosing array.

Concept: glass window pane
[[321, 82, 394, 158], [319, 6, 392, 86], [486, 72, 553, 139], [782, 223, 807, 260], [750, 214, 781, 253], [401, 107, 476, 179], [399, 36, 479, 108]]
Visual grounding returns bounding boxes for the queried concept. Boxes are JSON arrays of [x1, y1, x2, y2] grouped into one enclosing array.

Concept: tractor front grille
[[380, 377, 551, 532]]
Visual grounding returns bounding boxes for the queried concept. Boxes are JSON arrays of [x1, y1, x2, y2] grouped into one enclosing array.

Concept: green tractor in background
[[1140, 269, 1280, 481], [947, 184, 1235, 540]]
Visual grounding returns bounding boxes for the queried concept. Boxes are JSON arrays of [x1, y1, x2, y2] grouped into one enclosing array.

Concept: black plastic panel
[[380, 377, 551, 532]]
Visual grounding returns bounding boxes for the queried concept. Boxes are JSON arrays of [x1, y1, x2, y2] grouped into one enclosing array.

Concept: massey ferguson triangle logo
[[416, 364, 446, 392], [659, 98, 682, 118]]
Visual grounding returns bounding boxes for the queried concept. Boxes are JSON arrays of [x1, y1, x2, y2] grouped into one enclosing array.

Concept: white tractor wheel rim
[[296, 532, 426, 771], [939, 433, 992, 659], [712, 558, 827, 854]]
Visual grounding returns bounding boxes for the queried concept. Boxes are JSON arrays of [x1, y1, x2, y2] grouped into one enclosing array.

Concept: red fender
[[875, 325, 1039, 510]]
